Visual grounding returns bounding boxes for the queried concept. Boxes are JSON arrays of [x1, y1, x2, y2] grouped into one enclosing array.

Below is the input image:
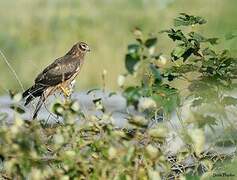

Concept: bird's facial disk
[[78, 42, 90, 52]]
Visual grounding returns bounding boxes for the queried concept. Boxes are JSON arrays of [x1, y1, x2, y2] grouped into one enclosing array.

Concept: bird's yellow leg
[[59, 85, 70, 97]]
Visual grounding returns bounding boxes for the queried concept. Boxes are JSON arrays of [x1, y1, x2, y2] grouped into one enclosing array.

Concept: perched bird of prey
[[23, 42, 90, 119]]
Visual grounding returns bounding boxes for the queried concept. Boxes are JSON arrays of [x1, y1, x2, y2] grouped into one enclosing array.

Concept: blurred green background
[[0, 0, 236, 94]]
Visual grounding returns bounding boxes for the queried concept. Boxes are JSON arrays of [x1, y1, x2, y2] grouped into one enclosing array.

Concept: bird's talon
[[60, 86, 71, 97]]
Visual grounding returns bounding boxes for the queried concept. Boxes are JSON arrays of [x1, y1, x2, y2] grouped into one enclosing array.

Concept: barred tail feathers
[[23, 84, 45, 106]]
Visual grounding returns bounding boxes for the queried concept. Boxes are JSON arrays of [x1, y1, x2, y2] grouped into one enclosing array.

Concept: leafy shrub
[[122, 13, 237, 129]]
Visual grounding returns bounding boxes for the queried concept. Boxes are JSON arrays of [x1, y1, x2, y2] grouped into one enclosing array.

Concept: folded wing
[[35, 56, 80, 86]]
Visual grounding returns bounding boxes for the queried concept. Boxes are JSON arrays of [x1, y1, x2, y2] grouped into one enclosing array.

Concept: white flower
[[54, 134, 64, 145], [148, 169, 161, 180], [61, 176, 70, 180], [159, 55, 167, 65], [14, 117, 24, 127], [117, 75, 125, 87], [30, 168, 42, 180], [148, 46, 155, 55], [146, 144, 159, 159], [134, 62, 140, 71], [64, 150, 76, 158], [10, 126, 19, 135], [108, 146, 117, 159], [138, 97, 157, 111], [13, 93, 22, 102], [148, 125, 168, 138]]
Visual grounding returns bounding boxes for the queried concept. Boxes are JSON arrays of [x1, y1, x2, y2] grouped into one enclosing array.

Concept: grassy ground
[[0, 0, 236, 94]]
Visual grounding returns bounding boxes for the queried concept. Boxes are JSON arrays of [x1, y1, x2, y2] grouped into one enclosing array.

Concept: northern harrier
[[23, 42, 90, 119]]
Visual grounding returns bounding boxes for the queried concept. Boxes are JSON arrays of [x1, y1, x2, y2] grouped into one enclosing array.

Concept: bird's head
[[67, 42, 90, 56]]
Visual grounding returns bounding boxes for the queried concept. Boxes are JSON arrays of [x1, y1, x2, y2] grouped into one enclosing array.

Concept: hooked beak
[[87, 47, 91, 52]]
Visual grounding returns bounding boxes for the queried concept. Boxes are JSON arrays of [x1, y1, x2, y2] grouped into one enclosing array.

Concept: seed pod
[[146, 144, 159, 159], [128, 115, 148, 127]]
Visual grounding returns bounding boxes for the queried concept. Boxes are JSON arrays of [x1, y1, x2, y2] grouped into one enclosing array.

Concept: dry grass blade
[[0, 49, 25, 92]]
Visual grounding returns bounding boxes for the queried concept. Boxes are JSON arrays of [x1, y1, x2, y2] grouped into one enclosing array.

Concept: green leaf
[[92, 98, 102, 105], [189, 32, 206, 42], [144, 37, 157, 48], [174, 13, 206, 27], [52, 102, 64, 116], [10, 104, 25, 114], [202, 48, 216, 56], [162, 64, 199, 83], [87, 88, 100, 94], [161, 29, 186, 42], [152, 85, 180, 114], [125, 43, 141, 74], [167, 73, 178, 81], [176, 64, 199, 74], [123, 87, 142, 107], [133, 27, 143, 44], [125, 54, 140, 74], [108, 92, 117, 97], [149, 64, 162, 84], [206, 38, 218, 45], [171, 46, 186, 60], [189, 32, 218, 45], [93, 98, 105, 112], [182, 48, 196, 61], [127, 44, 140, 54]]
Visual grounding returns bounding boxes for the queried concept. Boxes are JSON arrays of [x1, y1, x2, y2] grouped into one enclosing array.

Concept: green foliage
[[120, 14, 237, 177], [122, 29, 180, 114], [125, 44, 140, 74], [0, 117, 168, 179], [123, 86, 142, 107], [146, 13, 236, 129], [0, 114, 231, 179], [174, 13, 207, 27], [9, 91, 25, 114], [52, 100, 81, 117]]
